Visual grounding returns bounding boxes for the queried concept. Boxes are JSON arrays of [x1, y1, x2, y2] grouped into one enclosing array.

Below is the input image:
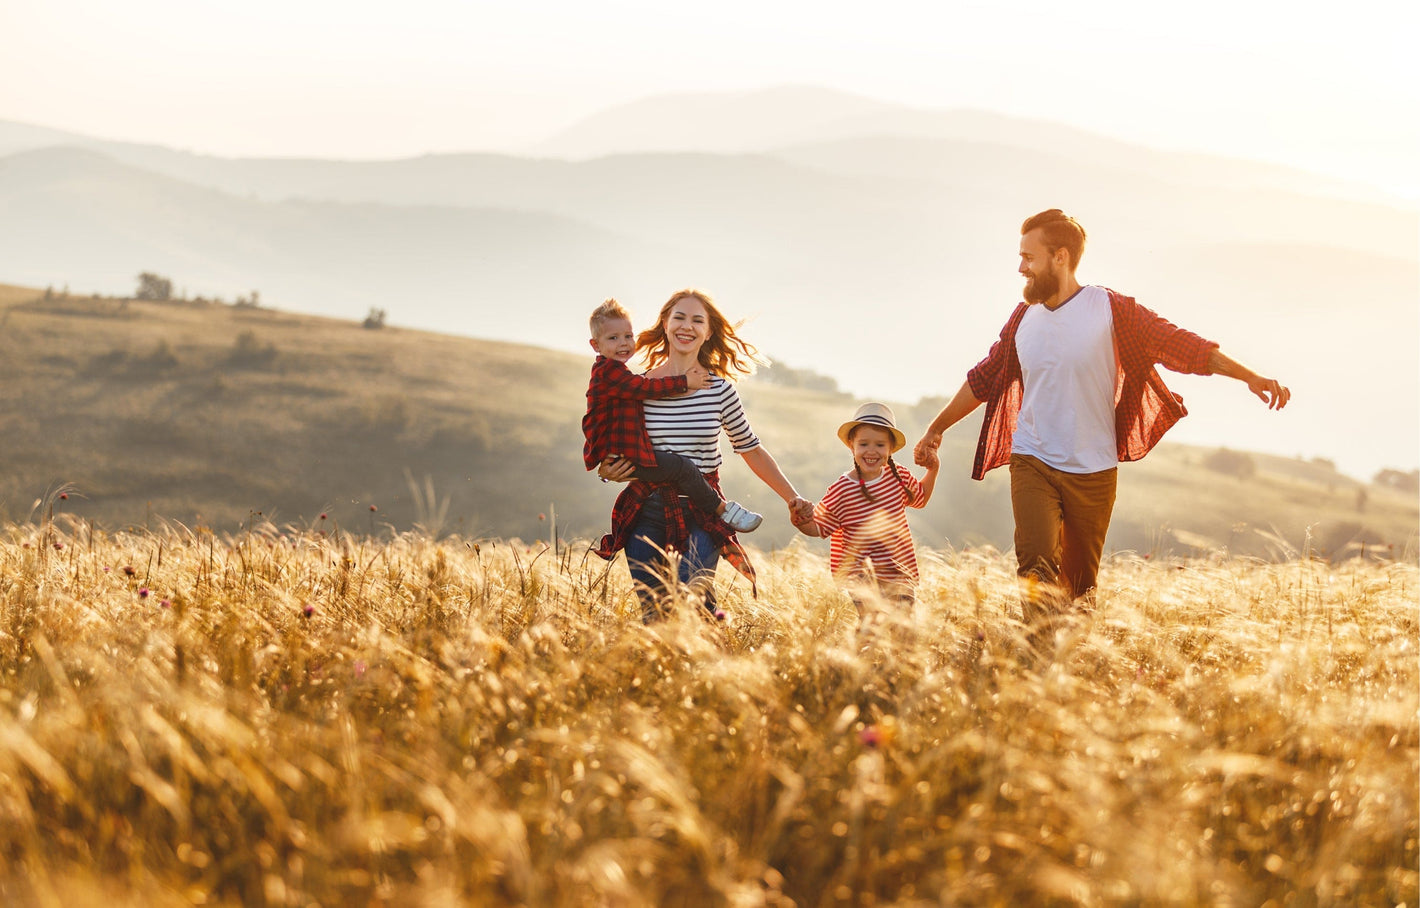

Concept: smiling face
[[850, 425, 894, 479], [1019, 228, 1065, 305], [663, 296, 710, 359], [590, 316, 636, 362]]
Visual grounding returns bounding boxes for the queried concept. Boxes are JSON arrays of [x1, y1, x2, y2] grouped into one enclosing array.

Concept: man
[[913, 209, 1289, 610]]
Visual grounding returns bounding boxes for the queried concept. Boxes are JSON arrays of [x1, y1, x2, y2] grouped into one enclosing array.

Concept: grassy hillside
[[0, 282, 1412, 561]]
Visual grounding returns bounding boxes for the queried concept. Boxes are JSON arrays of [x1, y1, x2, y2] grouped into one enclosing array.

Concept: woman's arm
[[739, 445, 813, 521]]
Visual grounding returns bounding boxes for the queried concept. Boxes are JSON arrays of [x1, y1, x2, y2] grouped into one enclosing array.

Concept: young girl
[[794, 403, 939, 605]]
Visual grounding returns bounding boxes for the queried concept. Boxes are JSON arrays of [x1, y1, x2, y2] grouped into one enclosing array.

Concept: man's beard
[[1023, 268, 1060, 304]]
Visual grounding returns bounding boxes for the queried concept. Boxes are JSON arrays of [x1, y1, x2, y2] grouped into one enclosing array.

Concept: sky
[[4, 0, 1419, 200]]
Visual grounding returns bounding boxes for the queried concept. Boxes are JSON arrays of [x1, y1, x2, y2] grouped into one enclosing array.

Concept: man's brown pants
[[1010, 454, 1118, 605]]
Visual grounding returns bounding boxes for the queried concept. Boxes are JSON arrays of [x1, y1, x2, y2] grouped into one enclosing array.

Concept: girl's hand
[[598, 455, 636, 483], [913, 432, 941, 467], [788, 497, 814, 524], [918, 447, 940, 470]]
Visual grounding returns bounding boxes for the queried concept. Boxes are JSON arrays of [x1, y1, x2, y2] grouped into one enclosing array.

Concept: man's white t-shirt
[[1011, 285, 1119, 474]]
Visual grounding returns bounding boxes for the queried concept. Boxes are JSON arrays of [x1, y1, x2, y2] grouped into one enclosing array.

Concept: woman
[[594, 289, 811, 621]]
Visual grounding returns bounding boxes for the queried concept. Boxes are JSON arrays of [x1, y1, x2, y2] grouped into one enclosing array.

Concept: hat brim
[[837, 419, 906, 453]]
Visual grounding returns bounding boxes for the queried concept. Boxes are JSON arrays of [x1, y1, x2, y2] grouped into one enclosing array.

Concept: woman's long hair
[[637, 288, 760, 379]]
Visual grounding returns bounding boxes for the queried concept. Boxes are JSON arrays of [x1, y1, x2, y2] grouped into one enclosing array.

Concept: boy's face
[[590, 317, 636, 362]]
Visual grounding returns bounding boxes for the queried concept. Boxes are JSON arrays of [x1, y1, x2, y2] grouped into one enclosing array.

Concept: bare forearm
[[914, 380, 983, 466], [1207, 348, 1291, 411], [926, 380, 983, 437], [1208, 348, 1258, 383], [739, 445, 801, 503]]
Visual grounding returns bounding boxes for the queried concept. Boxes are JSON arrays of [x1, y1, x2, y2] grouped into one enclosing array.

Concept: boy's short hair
[[589, 298, 632, 337]]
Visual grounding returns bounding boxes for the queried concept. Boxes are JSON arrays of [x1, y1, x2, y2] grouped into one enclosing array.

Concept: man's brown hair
[[1021, 209, 1087, 270]]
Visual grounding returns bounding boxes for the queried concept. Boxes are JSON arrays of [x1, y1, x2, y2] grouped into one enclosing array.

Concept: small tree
[[135, 272, 173, 301], [363, 307, 387, 330], [1203, 447, 1256, 480]]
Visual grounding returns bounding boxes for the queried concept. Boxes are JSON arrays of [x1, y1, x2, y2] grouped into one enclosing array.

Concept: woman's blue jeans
[[624, 491, 720, 622]]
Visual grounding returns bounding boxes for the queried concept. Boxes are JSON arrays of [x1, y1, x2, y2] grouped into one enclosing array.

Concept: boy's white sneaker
[[721, 500, 763, 533]]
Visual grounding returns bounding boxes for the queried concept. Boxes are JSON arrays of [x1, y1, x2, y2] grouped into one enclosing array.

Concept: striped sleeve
[[642, 378, 758, 474], [813, 476, 852, 534], [717, 380, 760, 453], [898, 465, 926, 508]]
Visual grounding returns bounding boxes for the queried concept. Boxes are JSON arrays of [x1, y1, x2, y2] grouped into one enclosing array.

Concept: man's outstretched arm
[[913, 380, 984, 466], [1207, 349, 1291, 410]]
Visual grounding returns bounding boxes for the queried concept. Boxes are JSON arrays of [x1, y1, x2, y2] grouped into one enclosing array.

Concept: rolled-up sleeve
[[1119, 299, 1217, 375], [967, 304, 1026, 401]]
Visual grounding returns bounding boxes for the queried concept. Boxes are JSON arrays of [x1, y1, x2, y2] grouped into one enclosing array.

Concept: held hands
[[788, 496, 818, 536], [684, 365, 709, 390], [913, 432, 942, 468]]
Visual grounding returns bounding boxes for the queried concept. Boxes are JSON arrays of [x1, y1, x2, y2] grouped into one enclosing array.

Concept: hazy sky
[[4, 0, 1418, 199]]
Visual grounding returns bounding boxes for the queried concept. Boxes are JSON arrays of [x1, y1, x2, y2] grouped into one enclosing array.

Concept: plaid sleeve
[[967, 304, 1027, 401], [1112, 294, 1217, 376], [592, 358, 690, 401]]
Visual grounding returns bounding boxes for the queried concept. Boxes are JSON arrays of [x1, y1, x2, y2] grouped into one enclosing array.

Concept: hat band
[[856, 415, 895, 429]]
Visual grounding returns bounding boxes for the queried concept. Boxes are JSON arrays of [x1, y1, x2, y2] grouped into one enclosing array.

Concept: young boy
[[583, 299, 763, 533]]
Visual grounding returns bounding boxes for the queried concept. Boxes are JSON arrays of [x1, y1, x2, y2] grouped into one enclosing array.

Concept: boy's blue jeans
[[624, 490, 720, 623]]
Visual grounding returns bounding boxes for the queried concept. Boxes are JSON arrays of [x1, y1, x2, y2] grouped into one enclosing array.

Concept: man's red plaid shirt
[[966, 288, 1218, 480], [582, 356, 689, 470]]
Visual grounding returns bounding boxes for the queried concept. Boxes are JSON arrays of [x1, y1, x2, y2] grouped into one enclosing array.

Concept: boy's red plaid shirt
[[582, 357, 689, 470]]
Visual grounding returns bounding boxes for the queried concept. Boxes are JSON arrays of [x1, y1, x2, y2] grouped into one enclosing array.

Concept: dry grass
[[0, 509, 1415, 907]]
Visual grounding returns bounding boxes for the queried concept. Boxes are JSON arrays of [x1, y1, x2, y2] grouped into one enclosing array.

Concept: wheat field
[[0, 504, 1415, 907]]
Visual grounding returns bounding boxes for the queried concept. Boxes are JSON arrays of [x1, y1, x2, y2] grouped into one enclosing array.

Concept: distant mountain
[[1, 282, 1412, 561], [527, 85, 898, 158], [530, 86, 1388, 203]]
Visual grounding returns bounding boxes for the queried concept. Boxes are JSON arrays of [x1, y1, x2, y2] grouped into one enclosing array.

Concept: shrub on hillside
[[135, 272, 173, 301], [1203, 447, 1256, 480], [225, 330, 277, 368]]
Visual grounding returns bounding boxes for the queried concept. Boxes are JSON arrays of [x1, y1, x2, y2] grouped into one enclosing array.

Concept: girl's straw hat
[[837, 402, 906, 453]]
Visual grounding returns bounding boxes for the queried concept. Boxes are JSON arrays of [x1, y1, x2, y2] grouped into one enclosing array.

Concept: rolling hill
[[0, 282, 1412, 562], [1, 86, 1415, 478]]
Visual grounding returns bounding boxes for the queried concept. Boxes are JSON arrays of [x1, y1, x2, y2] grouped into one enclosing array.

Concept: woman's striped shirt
[[642, 376, 759, 474], [813, 464, 926, 585]]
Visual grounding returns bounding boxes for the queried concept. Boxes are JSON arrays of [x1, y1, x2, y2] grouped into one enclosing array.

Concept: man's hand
[[598, 455, 636, 483], [1208, 349, 1291, 411], [684, 365, 709, 390], [913, 432, 942, 467], [1247, 375, 1291, 410]]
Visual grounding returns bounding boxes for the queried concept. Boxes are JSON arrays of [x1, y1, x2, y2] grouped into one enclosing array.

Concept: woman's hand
[[789, 497, 820, 537], [598, 455, 636, 483]]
